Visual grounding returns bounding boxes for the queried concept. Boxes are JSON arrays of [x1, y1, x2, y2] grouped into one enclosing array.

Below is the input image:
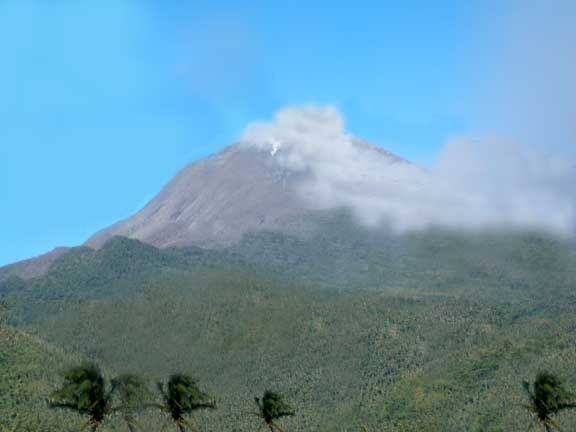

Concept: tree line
[[47, 364, 576, 432], [48, 364, 294, 432], [48, 364, 576, 432]]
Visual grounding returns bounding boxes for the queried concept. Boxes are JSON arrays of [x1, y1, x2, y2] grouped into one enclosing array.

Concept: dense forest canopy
[[2, 216, 576, 431]]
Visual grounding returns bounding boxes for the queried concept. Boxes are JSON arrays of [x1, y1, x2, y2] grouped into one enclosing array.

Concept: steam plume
[[241, 106, 576, 236]]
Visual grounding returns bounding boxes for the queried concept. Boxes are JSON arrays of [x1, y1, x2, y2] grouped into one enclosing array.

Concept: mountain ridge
[[0, 247, 71, 282], [86, 140, 406, 250], [1, 138, 406, 282]]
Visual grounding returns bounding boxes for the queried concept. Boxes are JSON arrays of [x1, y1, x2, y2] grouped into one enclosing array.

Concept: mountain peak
[[86, 137, 404, 250], [86, 106, 408, 249]]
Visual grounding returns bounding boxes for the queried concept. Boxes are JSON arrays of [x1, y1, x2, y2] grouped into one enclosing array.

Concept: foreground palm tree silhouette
[[523, 371, 576, 432], [111, 374, 150, 432], [48, 364, 112, 431], [254, 390, 295, 432], [156, 374, 215, 432]]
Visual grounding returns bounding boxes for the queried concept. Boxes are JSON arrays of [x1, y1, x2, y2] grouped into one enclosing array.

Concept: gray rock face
[[86, 141, 405, 249], [86, 144, 308, 249], [0, 140, 404, 281]]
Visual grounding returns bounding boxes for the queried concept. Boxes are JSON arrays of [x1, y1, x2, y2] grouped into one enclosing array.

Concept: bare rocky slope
[[1, 140, 405, 281], [86, 140, 404, 249], [86, 144, 307, 249]]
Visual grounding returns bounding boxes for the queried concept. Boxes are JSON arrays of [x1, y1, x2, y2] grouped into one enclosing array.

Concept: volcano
[[86, 139, 405, 249]]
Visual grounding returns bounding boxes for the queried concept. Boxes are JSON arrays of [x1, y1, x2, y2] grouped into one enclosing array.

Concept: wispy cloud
[[241, 106, 576, 236]]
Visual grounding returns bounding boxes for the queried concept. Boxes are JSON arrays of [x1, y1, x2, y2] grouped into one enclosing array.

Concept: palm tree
[[523, 371, 576, 431], [48, 364, 112, 431], [111, 374, 150, 432], [253, 390, 295, 432], [156, 374, 216, 432]]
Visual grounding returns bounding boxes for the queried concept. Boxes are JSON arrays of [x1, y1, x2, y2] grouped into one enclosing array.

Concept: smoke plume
[[241, 106, 576, 236]]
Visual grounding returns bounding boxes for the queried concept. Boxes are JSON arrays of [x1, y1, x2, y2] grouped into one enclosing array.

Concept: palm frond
[[254, 390, 295, 432], [523, 371, 576, 432], [154, 374, 215, 431], [180, 416, 200, 432], [547, 417, 565, 432], [261, 390, 295, 419], [49, 363, 112, 425], [271, 420, 286, 432], [557, 402, 576, 411]]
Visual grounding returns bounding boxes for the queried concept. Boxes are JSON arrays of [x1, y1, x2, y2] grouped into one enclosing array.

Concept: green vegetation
[[110, 374, 151, 432], [523, 372, 576, 431], [49, 364, 112, 431], [254, 390, 295, 432], [156, 374, 215, 432], [0, 323, 84, 431], [2, 215, 576, 430]]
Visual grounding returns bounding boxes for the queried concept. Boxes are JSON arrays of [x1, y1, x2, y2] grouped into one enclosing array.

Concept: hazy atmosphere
[[3, 2, 576, 432], [2, 0, 575, 265], [241, 106, 575, 234]]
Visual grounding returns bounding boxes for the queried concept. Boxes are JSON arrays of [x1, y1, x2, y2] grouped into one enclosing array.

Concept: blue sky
[[0, 0, 572, 265]]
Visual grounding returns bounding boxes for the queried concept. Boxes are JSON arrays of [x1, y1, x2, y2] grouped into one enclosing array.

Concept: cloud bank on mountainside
[[241, 106, 576, 236]]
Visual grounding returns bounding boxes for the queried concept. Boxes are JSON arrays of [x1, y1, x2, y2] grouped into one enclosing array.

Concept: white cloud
[[241, 106, 576, 236]]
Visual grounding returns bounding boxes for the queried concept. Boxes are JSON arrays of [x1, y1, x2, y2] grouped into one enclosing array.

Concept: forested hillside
[[0, 320, 85, 431], [2, 217, 576, 431]]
